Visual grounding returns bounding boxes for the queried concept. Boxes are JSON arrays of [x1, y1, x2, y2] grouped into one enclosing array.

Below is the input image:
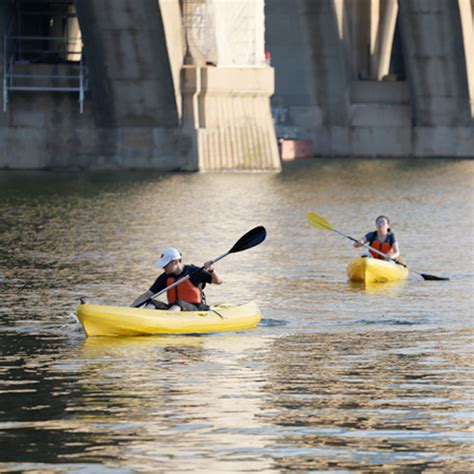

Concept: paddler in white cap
[[131, 247, 222, 311]]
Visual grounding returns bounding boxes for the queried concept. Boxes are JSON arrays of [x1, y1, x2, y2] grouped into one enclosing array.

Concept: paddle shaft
[[333, 229, 399, 261]]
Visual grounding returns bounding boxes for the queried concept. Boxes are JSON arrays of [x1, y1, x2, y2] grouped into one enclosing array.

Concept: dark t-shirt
[[365, 231, 397, 245], [149, 264, 213, 294]]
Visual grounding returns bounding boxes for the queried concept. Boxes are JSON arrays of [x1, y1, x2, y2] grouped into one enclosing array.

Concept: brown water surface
[[0, 159, 473, 472]]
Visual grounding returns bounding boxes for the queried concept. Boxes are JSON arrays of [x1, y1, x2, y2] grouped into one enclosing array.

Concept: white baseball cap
[[156, 247, 181, 268]]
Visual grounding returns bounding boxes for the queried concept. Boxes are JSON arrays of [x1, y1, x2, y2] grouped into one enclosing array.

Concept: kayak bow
[[347, 257, 409, 283]]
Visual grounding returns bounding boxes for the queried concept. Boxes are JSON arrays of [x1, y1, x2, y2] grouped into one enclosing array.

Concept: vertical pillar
[[181, 0, 280, 170], [75, 0, 180, 127], [333, 0, 354, 78], [398, 0, 472, 126], [352, 0, 370, 79], [182, 0, 210, 66], [158, 0, 185, 120], [0, 2, 15, 121], [369, 0, 380, 78], [303, 0, 351, 125], [374, 0, 398, 80], [66, 5, 82, 62], [458, 0, 474, 116]]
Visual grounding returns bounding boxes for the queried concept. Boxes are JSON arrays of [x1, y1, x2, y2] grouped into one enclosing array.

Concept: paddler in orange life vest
[[131, 247, 222, 311], [353, 215, 401, 261]]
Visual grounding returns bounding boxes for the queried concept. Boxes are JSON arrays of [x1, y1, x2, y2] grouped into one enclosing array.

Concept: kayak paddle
[[307, 211, 449, 281], [138, 226, 267, 307]]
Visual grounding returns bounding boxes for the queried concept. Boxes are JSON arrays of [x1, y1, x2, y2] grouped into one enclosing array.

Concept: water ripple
[[0, 162, 473, 472]]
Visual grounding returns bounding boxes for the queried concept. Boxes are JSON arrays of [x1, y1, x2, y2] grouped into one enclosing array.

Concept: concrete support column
[[182, 66, 280, 170], [471, 0, 474, 32], [181, 0, 279, 170], [75, 0, 180, 127], [0, 2, 15, 124], [333, 0, 354, 78], [398, 0, 472, 126], [159, 0, 186, 119], [182, 0, 265, 66], [348, 0, 371, 79], [369, 0, 380, 78], [458, 0, 474, 117], [303, 0, 351, 125], [66, 5, 82, 62], [373, 0, 398, 80], [182, 0, 209, 66]]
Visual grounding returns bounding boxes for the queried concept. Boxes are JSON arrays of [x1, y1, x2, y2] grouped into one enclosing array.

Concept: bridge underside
[[0, 0, 279, 171], [268, 0, 474, 158], [0, 0, 473, 170]]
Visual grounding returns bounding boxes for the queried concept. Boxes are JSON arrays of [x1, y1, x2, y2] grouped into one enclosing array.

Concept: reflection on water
[[0, 160, 473, 471], [262, 330, 473, 472], [347, 279, 408, 295]]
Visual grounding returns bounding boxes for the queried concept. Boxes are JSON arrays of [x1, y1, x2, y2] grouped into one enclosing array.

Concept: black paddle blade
[[420, 273, 449, 281], [229, 226, 266, 254]]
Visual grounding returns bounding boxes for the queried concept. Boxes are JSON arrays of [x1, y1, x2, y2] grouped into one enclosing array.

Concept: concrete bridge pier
[[0, 0, 280, 171], [267, 0, 474, 158], [180, 0, 280, 170], [182, 66, 278, 170], [398, 0, 474, 155], [73, 0, 280, 170], [458, 0, 474, 117]]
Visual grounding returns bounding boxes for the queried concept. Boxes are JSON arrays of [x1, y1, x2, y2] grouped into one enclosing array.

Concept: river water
[[0, 159, 473, 472]]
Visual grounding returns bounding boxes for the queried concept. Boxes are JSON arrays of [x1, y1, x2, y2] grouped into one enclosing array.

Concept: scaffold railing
[[3, 33, 88, 113]]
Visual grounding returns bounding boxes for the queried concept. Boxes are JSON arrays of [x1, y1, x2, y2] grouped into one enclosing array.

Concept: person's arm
[[131, 273, 166, 307], [388, 241, 400, 260], [204, 262, 223, 284], [353, 236, 368, 248], [131, 290, 154, 308]]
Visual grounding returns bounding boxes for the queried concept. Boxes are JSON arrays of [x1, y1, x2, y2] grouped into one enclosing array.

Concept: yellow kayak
[[76, 301, 261, 337], [347, 257, 409, 283]]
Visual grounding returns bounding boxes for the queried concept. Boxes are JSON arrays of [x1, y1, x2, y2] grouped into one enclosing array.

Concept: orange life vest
[[369, 240, 392, 259], [166, 277, 202, 305]]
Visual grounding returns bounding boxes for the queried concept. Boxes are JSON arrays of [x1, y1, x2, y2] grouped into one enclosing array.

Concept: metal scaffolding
[[3, 1, 88, 113]]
